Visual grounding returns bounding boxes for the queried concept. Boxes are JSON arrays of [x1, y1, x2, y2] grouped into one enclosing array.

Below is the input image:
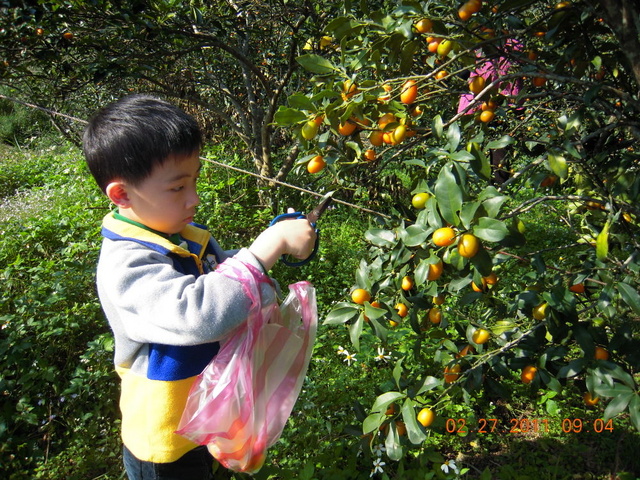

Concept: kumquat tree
[[2, 0, 640, 478], [274, 0, 640, 476]]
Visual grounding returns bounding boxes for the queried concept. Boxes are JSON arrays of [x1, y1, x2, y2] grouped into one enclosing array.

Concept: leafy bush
[[0, 147, 120, 479], [0, 94, 52, 148]]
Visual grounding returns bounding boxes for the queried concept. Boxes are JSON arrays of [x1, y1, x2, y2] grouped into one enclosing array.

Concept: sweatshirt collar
[[113, 211, 182, 246]]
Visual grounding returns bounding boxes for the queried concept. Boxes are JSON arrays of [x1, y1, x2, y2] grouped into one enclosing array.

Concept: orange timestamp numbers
[[445, 417, 614, 434]]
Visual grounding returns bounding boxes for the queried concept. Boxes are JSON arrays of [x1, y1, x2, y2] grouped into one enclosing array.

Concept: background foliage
[[1, 0, 639, 479]]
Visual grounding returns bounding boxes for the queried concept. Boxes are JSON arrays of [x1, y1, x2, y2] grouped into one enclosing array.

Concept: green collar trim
[[113, 211, 182, 246]]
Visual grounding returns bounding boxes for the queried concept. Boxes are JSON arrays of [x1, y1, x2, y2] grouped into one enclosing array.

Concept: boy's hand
[[249, 219, 317, 271]]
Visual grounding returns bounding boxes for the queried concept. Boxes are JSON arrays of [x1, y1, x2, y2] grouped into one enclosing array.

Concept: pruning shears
[[269, 191, 334, 267]]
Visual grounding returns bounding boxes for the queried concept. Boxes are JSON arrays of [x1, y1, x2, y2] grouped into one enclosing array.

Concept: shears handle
[[269, 212, 320, 267]]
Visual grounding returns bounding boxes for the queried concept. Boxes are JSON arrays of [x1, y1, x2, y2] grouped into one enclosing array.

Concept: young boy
[[82, 94, 316, 480]]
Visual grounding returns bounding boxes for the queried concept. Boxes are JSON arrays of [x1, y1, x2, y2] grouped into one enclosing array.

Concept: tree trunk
[[595, 0, 640, 93]]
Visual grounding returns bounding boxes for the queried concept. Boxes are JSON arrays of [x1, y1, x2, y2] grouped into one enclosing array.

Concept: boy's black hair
[[82, 94, 202, 193]]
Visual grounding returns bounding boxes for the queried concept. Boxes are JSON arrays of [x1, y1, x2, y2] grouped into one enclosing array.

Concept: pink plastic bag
[[175, 258, 317, 473]]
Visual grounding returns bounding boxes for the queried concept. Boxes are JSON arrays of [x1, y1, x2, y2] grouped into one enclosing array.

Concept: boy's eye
[[171, 185, 185, 192]]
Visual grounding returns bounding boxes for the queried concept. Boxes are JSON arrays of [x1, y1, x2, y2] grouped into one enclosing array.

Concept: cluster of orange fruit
[[414, 16, 456, 61], [458, 0, 482, 21], [303, 77, 426, 171], [442, 327, 490, 384], [479, 99, 497, 123], [432, 226, 481, 259], [466, 76, 499, 123], [368, 110, 414, 149]]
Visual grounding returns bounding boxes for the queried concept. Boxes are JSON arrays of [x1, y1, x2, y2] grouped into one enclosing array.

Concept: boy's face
[[112, 152, 202, 235]]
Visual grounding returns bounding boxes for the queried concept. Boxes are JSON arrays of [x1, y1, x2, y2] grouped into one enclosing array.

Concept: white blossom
[[370, 457, 386, 477], [374, 347, 391, 363], [343, 351, 357, 366], [441, 459, 459, 474], [372, 443, 386, 457]]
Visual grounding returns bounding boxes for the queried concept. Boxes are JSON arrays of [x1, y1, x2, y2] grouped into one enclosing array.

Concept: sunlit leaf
[[371, 391, 406, 413], [401, 398, 427, 444], [399, 224, 429, 246], [296, 54, 338, 74], [363, 412, 386, 434], [473, 217, 508, 242], [435, 164, 462, 226], [603, 390, 633, 420], [323, 304, 359, 325], [596, 220, 611, 261], [273, 106, 307, 125], [548, 152, 568, 179], [365, 228, 397, 247], [349, 314, 363, 351], [385, 422, 403, 461]]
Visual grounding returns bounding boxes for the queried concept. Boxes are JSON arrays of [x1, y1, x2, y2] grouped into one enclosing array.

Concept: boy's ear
[[105, 181, 132, 208]]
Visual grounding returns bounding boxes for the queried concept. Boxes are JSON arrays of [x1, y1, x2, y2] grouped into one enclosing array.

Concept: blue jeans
[[123, 445, 215, 480]]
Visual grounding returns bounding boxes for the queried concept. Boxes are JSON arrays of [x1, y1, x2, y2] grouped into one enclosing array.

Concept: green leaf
[[594, 380, 632, 398], [629, 395, 640, 432], [584, 85, 602, 104], [548, 152, 568, 179], [480, 189, 508, 218], [296, 54, 337, 74], [414, 258, 430, 286], [399, 225, 429, 247], [385, 422, 403, 461], [467, 142, 491, 180], [618, 282, 640, 315], [363, 412, 386, 434], [480, 467, 493, 480], [365, 229, 397, 247], [445, 123, 461, 151], [460, 202, 481, 230], [557, 358, 586, 378], [400, 39, 420, 74], [323, 304, 359, 325], [349, 315, 363, 351], [596, 219, 611, 261], [288, 93, 315, 111], [470, 248, 494, 277], [392, 357, 404, 389], [299, 461, 315, 480], [545, 399, 559, 415], [433, 115, 444, 138], [607, 363, 636, 389], [473, 217, 509, 242], [416, 376, 441, 395], [572, 324, 595, 357], [371, 391, 406, 413], [401, 398, 427, 444], [273, 106, 307, 126], [364, 303, 386, 321], [369, 317, 388, 343], [603, 390, 633, 420], [415, 255, 441, 286], [486, 135, 514, 149], [326, 16, 358, 39], [435, 164, 462, 226]]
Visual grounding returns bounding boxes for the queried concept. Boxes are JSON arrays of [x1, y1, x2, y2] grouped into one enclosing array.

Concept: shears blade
[[306, 191, 334, 224]]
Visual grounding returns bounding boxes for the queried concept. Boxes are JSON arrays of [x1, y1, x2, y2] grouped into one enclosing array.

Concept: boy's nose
[[187, 189, 200, 208]]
